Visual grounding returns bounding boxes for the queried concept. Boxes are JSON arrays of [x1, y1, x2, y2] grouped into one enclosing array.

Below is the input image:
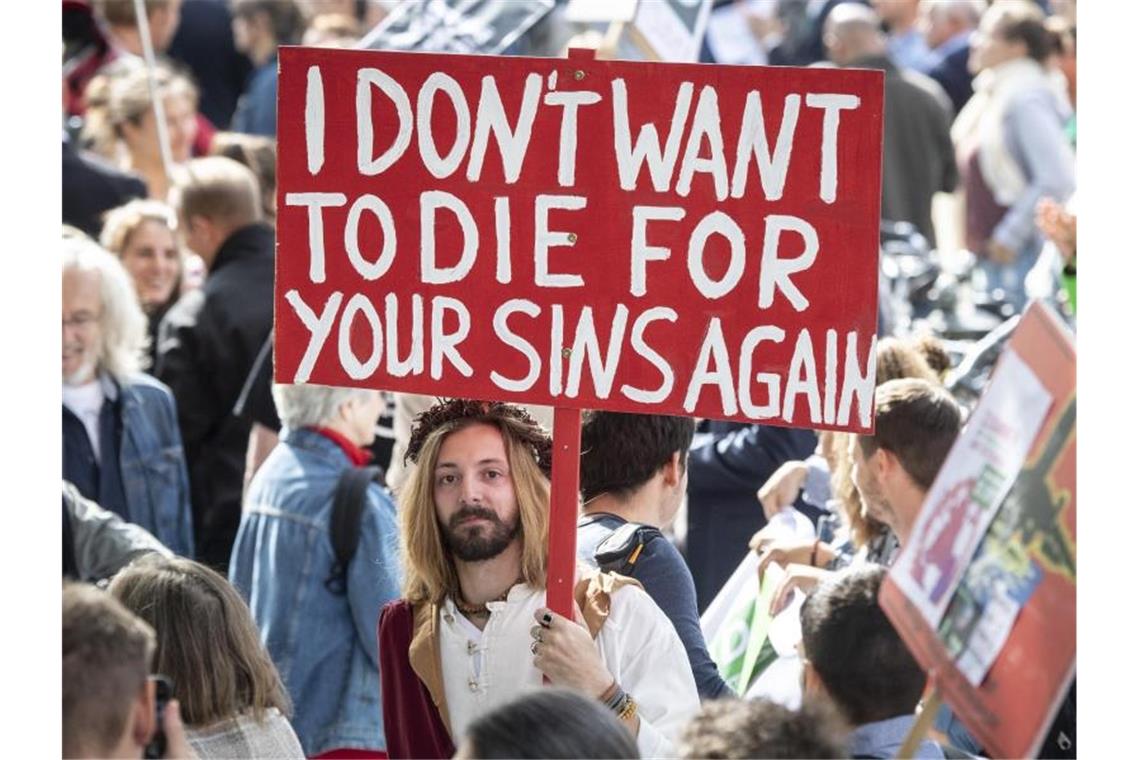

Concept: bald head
[[825, 3, 887, 66]]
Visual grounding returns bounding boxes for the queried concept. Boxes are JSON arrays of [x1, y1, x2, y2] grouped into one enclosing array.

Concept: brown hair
[[678, 697, 846, 759], [63, 582, 156, 757], [173, 155, 262, 227], [209, 132, 277, 222], [859, 378, 963, 491], [400, 406, 551, 605], [875, 337, 938, 386], [827, 432, 885, 549], [108, 558, 291, 727], [94, 0, 173, 26], [988, 0, 1051, 62]]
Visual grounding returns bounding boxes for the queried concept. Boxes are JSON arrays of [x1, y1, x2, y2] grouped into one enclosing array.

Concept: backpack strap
[[325, 465, 382, 595], [592, 521, 664, 576]]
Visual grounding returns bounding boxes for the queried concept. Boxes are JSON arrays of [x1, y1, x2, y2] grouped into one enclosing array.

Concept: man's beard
[[441, 504, 521, 562]]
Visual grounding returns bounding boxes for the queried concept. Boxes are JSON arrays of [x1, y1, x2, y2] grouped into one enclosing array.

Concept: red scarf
[[310, 426, 372, 467]]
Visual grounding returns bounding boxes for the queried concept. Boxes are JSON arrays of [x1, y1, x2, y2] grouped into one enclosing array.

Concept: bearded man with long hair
[[377, 399, 699, 758]]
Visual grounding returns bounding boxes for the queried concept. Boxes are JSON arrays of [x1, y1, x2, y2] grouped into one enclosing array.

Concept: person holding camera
[[63, 583, 194, 759]]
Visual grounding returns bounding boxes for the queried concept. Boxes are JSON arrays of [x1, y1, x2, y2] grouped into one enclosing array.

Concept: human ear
[[130, 679, 157, 750], [661, 452, 683, 487]]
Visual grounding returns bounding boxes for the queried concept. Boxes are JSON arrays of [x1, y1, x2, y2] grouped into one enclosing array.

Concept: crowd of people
[[60, 1, 1077, 758]]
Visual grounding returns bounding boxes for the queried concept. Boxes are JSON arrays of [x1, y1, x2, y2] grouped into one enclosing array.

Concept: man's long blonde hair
[[400, 418, 550, 605]]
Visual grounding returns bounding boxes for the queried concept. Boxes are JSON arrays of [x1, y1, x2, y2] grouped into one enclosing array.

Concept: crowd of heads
[[61, 1, 1075, 758]]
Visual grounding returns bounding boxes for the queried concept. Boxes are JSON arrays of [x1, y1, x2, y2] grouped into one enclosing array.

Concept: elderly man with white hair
[[229, 383, 401, 757], [62, 234, 194, 557]]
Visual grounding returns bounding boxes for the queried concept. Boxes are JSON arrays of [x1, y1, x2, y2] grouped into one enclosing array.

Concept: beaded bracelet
[[616, 693, 639, 722]]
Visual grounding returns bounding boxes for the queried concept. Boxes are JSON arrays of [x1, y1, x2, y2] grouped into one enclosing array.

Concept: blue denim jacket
[[229, 428, 402, 755], [63, 373, 194, 557]]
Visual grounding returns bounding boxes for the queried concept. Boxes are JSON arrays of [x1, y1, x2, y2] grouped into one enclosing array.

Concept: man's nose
[[460, 476, 483, 504]]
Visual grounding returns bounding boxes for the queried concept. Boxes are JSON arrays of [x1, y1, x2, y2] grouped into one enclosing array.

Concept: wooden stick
[[898, 686, 944, 759], [546, 407, 582, 620]]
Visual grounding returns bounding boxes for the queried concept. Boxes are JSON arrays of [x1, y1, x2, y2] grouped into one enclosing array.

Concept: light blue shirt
[[849, 714, 945, 758], [888, 28, 935, 72]]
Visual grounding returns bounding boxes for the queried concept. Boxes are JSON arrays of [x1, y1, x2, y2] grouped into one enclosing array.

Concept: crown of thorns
[[404, 398, 553, 476]]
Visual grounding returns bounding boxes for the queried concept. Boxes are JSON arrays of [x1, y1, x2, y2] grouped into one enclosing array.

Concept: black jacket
[[684, 421, 818, 611], [62, 138, 147, 238], [156, 223, 275, 569]]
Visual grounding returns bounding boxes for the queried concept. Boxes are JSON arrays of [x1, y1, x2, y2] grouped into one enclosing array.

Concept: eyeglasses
[[62, 311, 100, 330]]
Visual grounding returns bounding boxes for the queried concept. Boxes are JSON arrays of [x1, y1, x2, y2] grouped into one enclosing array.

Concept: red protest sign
[[880, 303, 1076, 758], [273, 46, 884, 433]]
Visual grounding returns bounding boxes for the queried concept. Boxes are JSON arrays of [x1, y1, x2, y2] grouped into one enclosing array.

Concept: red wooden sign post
[[273, 46, 884, 618]]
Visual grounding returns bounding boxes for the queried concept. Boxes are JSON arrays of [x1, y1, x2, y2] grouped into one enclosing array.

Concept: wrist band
[[616, 693, 638, 722]]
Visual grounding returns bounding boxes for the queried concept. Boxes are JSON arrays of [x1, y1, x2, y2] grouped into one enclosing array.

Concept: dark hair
[[109, 557, 292, 727], [580, 411, 696, 502], [63, 582, 156, 757], [231, 0, 305, 46], [800, 565, 926, 725], [858, 378, 962, 491], [678, 697, 846, 759], [463, 688, 639, 759], [992, 3, 1051, 63]]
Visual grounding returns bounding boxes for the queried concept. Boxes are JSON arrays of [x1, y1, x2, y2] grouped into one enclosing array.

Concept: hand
[[768, 564, 831, 616], [160, 699, 196, 759], [1035, 197, 1077, 261], [985, 239, 1017, 265], [753, 537, 815, 581], [757, 461, 809, 521], [531, 607, 613, 698]]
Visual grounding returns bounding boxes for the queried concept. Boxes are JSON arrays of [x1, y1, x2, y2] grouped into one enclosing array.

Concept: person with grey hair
[[62, 234, 194, 557], [917, 0, 986, 114], [229, 383, 401, 756], [823, 2, 957, 248]]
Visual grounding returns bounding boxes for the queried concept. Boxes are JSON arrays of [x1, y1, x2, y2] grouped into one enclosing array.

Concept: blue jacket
[[62, 373, 194, 557], [229, 428, 402, 755]]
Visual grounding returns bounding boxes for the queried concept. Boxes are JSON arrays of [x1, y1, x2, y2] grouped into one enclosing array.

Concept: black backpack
[[325, 465, 384, 595]]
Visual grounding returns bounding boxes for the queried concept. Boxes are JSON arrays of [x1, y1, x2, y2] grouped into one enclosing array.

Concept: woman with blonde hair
[[109, 557, 304, 758], [100, 199, 184, 370], [106, 62, 201, 199]]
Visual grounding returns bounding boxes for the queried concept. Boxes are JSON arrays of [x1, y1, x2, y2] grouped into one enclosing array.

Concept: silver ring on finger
[[530, 639, 540, 655]]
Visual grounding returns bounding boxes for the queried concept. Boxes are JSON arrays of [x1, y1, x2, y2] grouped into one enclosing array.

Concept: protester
[[952, 0, 1075, 312], [825, 3, 957, 247], [456, 688, 640, 760], [230, 0, 305, 136], [751, 341, 945, 598], [166, 0, 253, 129], [105, 62, 201, 199], [109, 557, 305, 758], [577, 411, 731, 701], [753, 376, 961, 619], [93, 0, 184, 61], [209, 131, 277, 222], [156, 155, 273, 569], [870, 0, 932, 71], [916, 0, 985, 114], [302, 12, 363, 47], [678, 697, 847, 759], [99, 199, 183, 370], [63, 582, 194, 759], [378, 399, 700, 758], [63, 235, 194, 557], [230, 383, 401, 757], [63, 480, 173, 583], [800, 565, 944, 758]]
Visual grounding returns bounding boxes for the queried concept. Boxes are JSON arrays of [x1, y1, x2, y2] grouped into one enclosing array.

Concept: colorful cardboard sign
[[880, 302, 1076, 758], [274, 46, 884, 433]]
